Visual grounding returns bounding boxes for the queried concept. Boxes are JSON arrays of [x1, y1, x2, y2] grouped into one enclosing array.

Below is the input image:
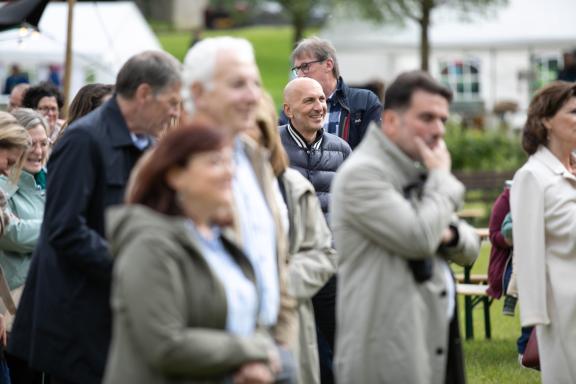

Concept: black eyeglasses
[[291, 59, 325, 75]]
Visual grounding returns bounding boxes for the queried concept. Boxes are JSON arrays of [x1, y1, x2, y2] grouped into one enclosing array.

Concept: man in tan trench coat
[[330, 71, 479, 384]]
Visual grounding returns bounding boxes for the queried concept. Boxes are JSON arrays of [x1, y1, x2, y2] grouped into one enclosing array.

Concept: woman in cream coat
[[511, 81, 576, 383]]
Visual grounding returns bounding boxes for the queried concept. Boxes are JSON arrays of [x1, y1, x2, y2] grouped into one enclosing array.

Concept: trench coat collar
[[534, 145, 576, 182], [363, 123, 426, 183]]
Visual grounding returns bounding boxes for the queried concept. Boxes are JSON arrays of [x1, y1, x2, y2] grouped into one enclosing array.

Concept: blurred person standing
[[0, 109, 49, 384], [182, 37, 297, 379], [557, 51, 576, 82], [56, 83, 114, 142], [247, 93, 337, 384], [280, 37, 382, 150], [105, 126, 279, 384], [7, 84, 30, 113], [0, 112, 29, 382], [21, 82, 64, 143], [331, 71, 479, 384], [511, 81, 576, 383], [2, 65, 29, 95], [8, 51, 181, 384], [279, 77, 350, 383], [0, 113, 28, 181]]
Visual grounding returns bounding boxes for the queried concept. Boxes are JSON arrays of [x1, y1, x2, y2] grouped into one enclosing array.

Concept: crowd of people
[[0, 34, 573, 384]]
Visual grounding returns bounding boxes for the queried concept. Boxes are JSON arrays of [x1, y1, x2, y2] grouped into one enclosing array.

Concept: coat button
[[436, 348, 444, 355], [440, 290, 447, 297]]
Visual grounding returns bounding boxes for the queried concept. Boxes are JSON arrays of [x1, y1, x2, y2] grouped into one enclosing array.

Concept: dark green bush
[[446, 123, 527, 172]]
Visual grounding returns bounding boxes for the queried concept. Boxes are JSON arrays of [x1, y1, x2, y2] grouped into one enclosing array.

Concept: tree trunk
[[419, 0, 432, 72], [292, 13, 306, 48]]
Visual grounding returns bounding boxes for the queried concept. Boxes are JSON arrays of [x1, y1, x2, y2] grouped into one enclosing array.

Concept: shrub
[[446, 124, 527, 172]]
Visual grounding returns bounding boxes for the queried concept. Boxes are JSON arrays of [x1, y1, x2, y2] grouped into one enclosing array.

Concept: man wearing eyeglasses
[[280, 36, 382, 150]]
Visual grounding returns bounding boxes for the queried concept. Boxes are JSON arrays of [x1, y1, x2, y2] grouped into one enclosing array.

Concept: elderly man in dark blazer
[[8, 51, 182, 384]]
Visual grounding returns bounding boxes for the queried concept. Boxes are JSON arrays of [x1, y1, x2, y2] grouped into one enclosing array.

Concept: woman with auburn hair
[[246, 93, 336, 384], [56, 83, 114, 141], [104, 125, 279, 384], [511, 81, 576, 383]]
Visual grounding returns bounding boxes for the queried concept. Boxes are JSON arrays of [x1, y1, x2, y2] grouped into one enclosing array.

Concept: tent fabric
[[0, 1, 161, 95], [0, 0, 49, 31]]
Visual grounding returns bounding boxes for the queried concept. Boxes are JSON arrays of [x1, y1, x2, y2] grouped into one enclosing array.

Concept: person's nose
[[432, 118, 445, 137], [245, 83, 261, 104], [31, 144, 42, 157]]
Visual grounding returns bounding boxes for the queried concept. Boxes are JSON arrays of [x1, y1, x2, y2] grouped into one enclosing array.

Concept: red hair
[[126, 124, 227, 216]]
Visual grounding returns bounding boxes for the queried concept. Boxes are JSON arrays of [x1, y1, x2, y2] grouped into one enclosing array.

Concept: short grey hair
[[182, 37, 256, 114], [11, 108, 48, 133], [291, 36, 340, 79], [116, 50, 182, 99]]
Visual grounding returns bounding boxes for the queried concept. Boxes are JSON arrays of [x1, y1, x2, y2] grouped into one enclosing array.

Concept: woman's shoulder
[[107, 205, 191, 257]]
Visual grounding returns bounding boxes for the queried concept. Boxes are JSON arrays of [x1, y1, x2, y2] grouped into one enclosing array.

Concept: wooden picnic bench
[[456, 227, 492, 340]]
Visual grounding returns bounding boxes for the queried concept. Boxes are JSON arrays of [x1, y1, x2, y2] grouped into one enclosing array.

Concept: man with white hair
[[182, 37, 297, 383]]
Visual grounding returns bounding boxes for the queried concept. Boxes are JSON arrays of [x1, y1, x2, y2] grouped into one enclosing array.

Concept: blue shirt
[[232, 139, 279, 326], [187, 223, 258, 336], [324, 87, 343, 136]]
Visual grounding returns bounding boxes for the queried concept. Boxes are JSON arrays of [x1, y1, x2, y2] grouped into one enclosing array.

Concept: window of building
[[439, 59, 481, 101], [530, 54, 560, 92]]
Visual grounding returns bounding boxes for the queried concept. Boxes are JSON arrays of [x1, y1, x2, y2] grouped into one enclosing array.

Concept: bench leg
[[464, 296, 474, 340], [483, 297, 492, 339]]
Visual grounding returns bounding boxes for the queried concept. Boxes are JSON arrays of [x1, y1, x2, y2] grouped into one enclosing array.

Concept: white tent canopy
[[0, 1, 161, 98]]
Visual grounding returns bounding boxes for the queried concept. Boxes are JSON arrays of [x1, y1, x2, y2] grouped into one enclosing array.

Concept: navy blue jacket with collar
[[9, 97, 151, 384], [280, 77, 382, 150], [280, 124, 351, 224]]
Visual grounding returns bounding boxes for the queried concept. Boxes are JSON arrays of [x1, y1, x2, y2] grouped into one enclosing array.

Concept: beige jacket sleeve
[[286, 184, 337, 300], [339, 166, 465, 260]]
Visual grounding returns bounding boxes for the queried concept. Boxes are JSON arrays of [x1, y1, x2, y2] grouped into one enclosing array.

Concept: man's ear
[[382, 109, 398, 137], [283, 103, 292, 119], [190, 82, 204, 101], [134, 83, 152, 103], [325, 58, 334, 73]]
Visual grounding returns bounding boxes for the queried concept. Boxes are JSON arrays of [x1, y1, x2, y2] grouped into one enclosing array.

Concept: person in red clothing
[[486, 181, 532, 363], [486, 183, 512, 300]]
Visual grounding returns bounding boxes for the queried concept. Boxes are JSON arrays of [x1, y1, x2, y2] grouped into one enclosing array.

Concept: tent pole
[[62, 0, 75, 118]]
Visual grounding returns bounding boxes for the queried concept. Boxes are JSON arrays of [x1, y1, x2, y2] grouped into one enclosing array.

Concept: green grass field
[[455, 243, 540, 383], [157, 26, 295, 107], [156, 25, 541, 383]]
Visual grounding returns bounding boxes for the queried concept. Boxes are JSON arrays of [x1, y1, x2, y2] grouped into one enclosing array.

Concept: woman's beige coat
[[511, 146, 576, 383], [281, 168, 337, 384], [103, 205, 274, 384]]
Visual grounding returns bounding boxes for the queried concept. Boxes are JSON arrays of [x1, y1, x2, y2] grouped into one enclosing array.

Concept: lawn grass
[[157, 26, 295, 107], [454, 243, 540, 383], [155, 24, 540, 384]]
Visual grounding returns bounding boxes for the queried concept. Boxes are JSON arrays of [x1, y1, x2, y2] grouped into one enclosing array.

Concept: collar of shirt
[[287, 122, 323, 150], [129, 132, 151, 151]]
